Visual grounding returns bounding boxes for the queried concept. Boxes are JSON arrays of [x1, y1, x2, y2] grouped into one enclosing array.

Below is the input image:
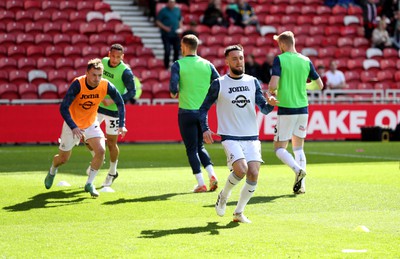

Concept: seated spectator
[[202, 0, 229, 27], [325, 60, 347, 90], [245, 54, 262, 82], [225, 0, 240, 25], [236, 0, 260, 30], [317, 64, 327, 90], [260, 52, 274, 84], [372, 17, 393, 49], [392, 18, 400, 50], [362, 0, 379, 39]]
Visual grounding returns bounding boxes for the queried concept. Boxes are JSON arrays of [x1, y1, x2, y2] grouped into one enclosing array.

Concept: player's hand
[[203, 130, 215, 144], [72, 127, 84, 140], [170, 92, 178, 98], [267, 95, 279, 106], [118, 127, 128, 139], [102, 99, 114, 106]]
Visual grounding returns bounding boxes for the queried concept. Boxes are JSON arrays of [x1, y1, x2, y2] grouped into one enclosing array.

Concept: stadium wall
[[0, 104, 399, 144]]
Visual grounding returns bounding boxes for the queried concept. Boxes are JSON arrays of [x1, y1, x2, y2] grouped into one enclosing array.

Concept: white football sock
[[234, 180, 257, 214], [195, 172, 205, 186], [109, 160, 118, 175], [276, 148, 302, 174], [294, 148, 306, 190], [221, 172, 242, 198], [205, 164, 217, 179], [49, 165, 57, 175], [86, 168, 98, 184], [293, 148, 306, 170]]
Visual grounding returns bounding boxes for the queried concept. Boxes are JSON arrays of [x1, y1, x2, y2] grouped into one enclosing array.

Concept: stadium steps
[[105, 0, 164, 59]]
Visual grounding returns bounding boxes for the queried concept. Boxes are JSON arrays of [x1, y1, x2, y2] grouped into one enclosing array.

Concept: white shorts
[[274, 114, 308, 142], [97, 113, 120, 136], [58, 121, 104, 151], [221, 140, 263, 170]]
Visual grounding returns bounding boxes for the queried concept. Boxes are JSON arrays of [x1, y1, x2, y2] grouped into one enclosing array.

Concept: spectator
[[392, 18, 400, 49], [202, 0, 229, 27], [261, 52, 275, 84], [325, 60, 347, 90], [245, 54, 262, 81], [156, 0, 183, 69], [362, 0, 379, 39], [381, 0, 399, 35], [317, 64, 327, 88], [372, 17, 393, 49], [236, 0, 260, 30]]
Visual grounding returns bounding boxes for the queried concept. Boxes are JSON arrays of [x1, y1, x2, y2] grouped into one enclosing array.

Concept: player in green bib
[[268, 31, 324, 194], [169, 34, 220, 193], [89, 44, 135, 188]]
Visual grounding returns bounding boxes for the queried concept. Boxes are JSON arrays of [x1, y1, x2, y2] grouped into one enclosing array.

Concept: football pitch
[[0, 141, 399, 258]]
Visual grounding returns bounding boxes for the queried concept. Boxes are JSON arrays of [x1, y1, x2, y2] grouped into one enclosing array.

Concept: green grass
[[0, 142, 399, 258]]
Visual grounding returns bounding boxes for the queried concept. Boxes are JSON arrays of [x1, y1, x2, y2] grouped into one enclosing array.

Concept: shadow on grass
[[102, 192, 190, 205], [139, 221, 239, 238], [203, 194, 296, 208], [3, 189, 87, 212]]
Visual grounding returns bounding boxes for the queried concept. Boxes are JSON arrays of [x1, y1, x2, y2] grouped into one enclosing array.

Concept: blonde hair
[[273, 31, 295, 46], [87, 58, 103, 71]]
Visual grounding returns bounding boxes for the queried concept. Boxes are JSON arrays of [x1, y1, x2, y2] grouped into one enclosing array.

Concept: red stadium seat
[[33, 10, 52, 25], [347, 5, 363, 15], [328, 15, 343, 26], [80, 23, 97, 35], [158, 70, 171, 84], [61, 23, 80, 35], [77, 1, 95, 12], [26, 45, 45, 58], [51, 11, 70, 23], [139, 83, 153, 100], [15, 10, 34, 23], [147, 58, 164, 70], [380, 59, 396, 71], [152, 82, 171, 99], [88, 34, 104, 45], [41, 1, 59, 12], [58, 83, 70, 98], [281, 15, 297, 26], [297, 16, 313, 26], [340, 26, 358, 37], [0, 10, 14, 23], [6, 22, 24, 34], [0, 57, 17, 72], [47, 70, 67, 86], [94, 1, 111, 13], [82, 46, 100, 59], [59, 1, 77, 12], [377, 70, 394, 83], [45, 46, 64, 59], [97, 23, 115, 34], [269, 5, 285, 15], [25, 22, 42, 34], [74, 58, 88, 71], [114, 24, 133, 37], [136, 47, 155, 59], [349, 48, 365, 59], [17, 58, 36, 71], [360, 70, 378, 83], [71, 34, 89, 48], [53, 34, 71, 48], [353, 37, 370, 48], [337, 37, 353, 48], [382, 48, 398, 58], [317, 46, 336, 59], [55, 57, 74, 70], [63, 46, 81, 59], [210, 25, 228, 35], [107, 34, 126, 45], [0, 33, 16, 48], [395, 71, 400, 81], [313, 16, 329, 26], [128, 57, 148, 71], [141, 70, 159, 81], [0, 83, 19, 100], [316, 6, 331, 15], [18, 83, 38, 99], [300, 6, 315, 16], [28, 69, 47, 85], [6, 0, 24, 12], [332, 5, 347, 15], [37, 58, 56, 72], [344, 70, 361, 84], [38, 83, 59, 99], [7, 46, 26, 59], [69, 12, 86, 23], [9, 70, 29, 85], [66, 70, 81, 82], [244, 26, 259, 37]]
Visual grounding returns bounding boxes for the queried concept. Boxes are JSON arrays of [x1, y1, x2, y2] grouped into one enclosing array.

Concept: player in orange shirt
[[44, 58, 127, 197]]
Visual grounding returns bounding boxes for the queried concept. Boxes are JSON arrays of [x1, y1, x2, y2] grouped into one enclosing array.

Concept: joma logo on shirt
[[104, 70, 114, 79], [228, 86, 250, 94], [80, 94, 99, 99]]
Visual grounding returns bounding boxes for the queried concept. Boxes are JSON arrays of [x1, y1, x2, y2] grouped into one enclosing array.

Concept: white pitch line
[[307, 151, 399, 161]]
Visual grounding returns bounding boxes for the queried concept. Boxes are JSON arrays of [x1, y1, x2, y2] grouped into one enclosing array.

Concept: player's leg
[[216, 141, 246, 216], [45, 122, 78, 189], [233, 141, 263, 223], [178, 112, 206, 192], [172, 35, 180, 63], [196, 119, 218, 191], [292, 114, 308, 193], [162, 34, 171, 69], [83, 122, 105, 197], [102, 115, 120, 187]]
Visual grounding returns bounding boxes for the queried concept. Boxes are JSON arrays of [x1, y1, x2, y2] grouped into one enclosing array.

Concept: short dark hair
[[87, 58, 103, 71], [110, 43, 124, 53], [224, 44, 243, 57], [182, 34, 199, 51]]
